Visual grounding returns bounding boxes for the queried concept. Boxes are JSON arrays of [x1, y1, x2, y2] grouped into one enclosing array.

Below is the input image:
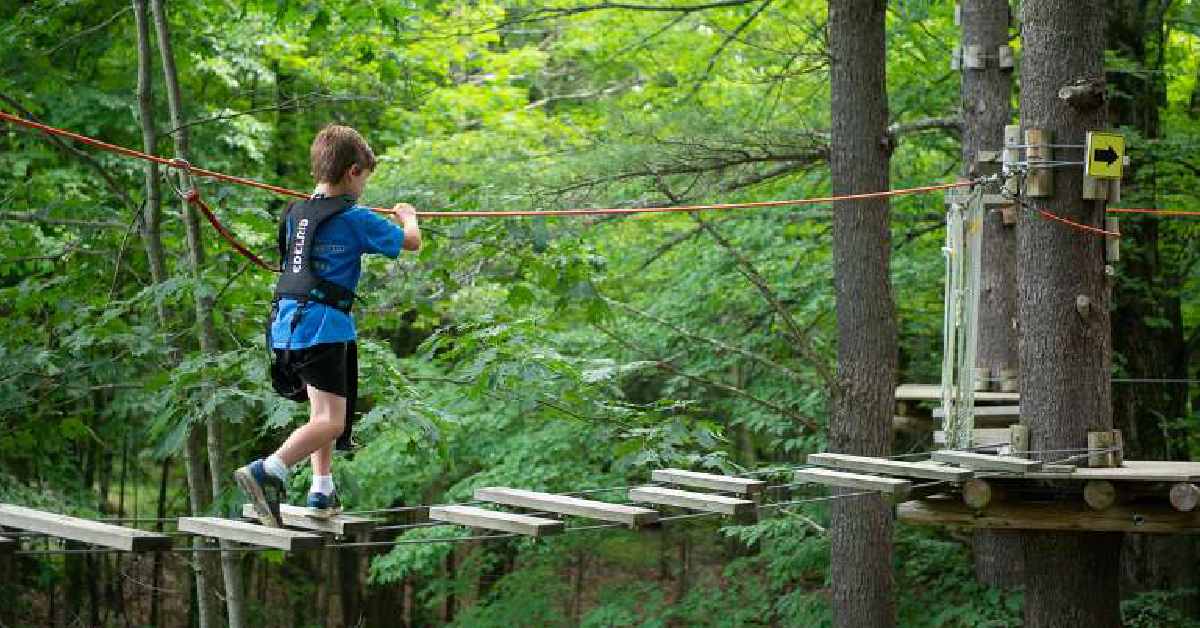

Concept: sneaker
[[305, 490, 342, 519], [234, 460, 287, 528]]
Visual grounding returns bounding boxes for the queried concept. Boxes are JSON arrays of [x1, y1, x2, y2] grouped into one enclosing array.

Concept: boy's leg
[[273, 386, 346, 467], [239, 386, 345, 526]]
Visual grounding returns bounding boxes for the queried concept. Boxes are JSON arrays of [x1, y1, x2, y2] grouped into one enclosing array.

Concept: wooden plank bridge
[[4, 454, 1200, 556]]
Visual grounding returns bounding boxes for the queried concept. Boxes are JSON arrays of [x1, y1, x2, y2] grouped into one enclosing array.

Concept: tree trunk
[[960, 0, 1024, 588], [827, 2, 896, 627], [1017, 2, 1120, 626], [147, 1, 246, 626], [1105, 0, 1198, 611]]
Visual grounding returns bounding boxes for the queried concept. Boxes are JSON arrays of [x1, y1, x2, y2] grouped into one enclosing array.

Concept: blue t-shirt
[[271, 204, 404, 349]]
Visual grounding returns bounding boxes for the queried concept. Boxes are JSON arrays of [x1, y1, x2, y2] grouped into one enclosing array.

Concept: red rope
[[1036, 208, 1121, 238], [1107, 208, 1200, 217], [184, 189, 279, 273], [1, 109, 968, 218]]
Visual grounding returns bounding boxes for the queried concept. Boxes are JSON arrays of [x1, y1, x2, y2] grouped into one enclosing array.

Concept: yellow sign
[[1086, 131, 1125, 179]]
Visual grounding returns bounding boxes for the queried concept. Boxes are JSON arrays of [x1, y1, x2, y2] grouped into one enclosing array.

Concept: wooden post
[[1025, 128, 1054, 197], [1087, 431, 1116, 468], [1083, 480, 1125, 511]]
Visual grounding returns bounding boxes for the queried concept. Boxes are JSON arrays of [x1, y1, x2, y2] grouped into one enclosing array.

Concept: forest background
[[0, 0, 1198, 626]]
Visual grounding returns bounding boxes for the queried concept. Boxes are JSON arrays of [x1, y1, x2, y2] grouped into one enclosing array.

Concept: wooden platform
[[895, 384, 1019, 402], [0, 504, 171, 552], [650, 469, 766, 496], [474, 487, 659, 528], [429, 505, 563, 537], [899, 496, 1200, 534], [807, 453, 974, 482], [1000, 460, 1200, 482], [241, 504, 376, 536], [178, 517, 324, 551]]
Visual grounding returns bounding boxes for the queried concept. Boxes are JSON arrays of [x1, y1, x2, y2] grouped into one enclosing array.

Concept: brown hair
[[310, 124, 377, 183]]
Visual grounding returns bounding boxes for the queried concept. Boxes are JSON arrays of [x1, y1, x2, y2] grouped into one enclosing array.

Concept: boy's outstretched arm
[[390, 203, 422, 251]]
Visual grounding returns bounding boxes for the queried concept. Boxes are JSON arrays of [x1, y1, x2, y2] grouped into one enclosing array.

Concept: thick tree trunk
[[148, 1, 246, 626], [827, 2, 896, 627], [1018, 2, 1120, 626], [1105, 1, 1198, 611], [960, 0, 1024, 589]]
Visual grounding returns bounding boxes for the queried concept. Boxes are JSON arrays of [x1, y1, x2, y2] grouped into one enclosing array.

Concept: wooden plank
[[1013, 462, 1200, 482], [933, 405, 1021, 419], [793, 468, 913, 496], [895, 384, 1019, 402], [650, 469, 766, 496], [178, 517, 323, 551], [429, 505, 563, 537], [898, 497, 1200, 534], [0, 504, 171, 552], [934, 428, 1011, 448], [241, 504, 376, 536], [475, 488, 659, 527], [806, 453, 973, 482], [628, 487, 756, 519], [931, 450, 1042, 472]]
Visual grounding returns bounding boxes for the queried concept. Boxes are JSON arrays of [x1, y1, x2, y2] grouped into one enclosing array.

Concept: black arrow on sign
[[1094, 146, 1119, 166]]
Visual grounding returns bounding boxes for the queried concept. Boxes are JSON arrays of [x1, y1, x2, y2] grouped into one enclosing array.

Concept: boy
[[235, 124, 421, 527]]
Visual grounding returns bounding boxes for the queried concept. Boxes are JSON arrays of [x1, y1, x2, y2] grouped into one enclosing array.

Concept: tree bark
[[960, 0, 1024, 588], [1018, 2, 1120, 626], [148, 1, 246, 626], [827, 2, 896, 627], [1105, 0, 1198, 611]]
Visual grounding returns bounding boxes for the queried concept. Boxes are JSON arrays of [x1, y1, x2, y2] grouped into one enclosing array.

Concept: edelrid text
[[291, 218, 309, 273]]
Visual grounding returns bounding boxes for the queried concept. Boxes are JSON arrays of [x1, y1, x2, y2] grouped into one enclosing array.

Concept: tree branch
[[885, 116, 962, 141], [593, 323, 818, 431], [0, 211, 125, 229], [603, 295, 808, 383]]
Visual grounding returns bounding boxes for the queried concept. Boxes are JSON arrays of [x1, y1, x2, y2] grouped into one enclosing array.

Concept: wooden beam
[[793, 468, 913, 496], [474, 488, 659, 528], [650, 469, 766, 496], [930, 450, 1042, 472], [241, 504, 376, 536], [0, 504, 171, 552], [933, 405, 1021, 418], [628, 487, 757, 519], [934, 428, 1011, 448], [807, 453, 973, 482], [899, 497, 1200, 534], [178, 517, 323, 551], [895, 384, 1018, 402], [429, 506, 563, 537], [962, 479, 1006, 510]]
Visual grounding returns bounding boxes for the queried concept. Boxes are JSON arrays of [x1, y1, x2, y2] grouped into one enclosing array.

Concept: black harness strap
[[273, 195, 358, 313]]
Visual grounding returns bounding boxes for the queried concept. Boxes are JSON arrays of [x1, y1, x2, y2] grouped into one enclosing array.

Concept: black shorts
[[270, 341, 358, 450]]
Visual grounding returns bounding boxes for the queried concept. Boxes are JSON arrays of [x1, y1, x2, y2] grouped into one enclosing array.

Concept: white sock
[[264, 454, 289, 482], [312, 475, 335, 495]]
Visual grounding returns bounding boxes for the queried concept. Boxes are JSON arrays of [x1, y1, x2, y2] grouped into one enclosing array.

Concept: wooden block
[[429, 506, 563, 537], [898, 497, 1200, 535], [1169, 484, 1200, 512], [934, 428, 1011, 448], [1025, 128, 1054, 197], [474, 488, 659, 528], [998, 45, 1014, 69], [1010, 424, 1030, 458], [650, 470, 766, 497], [0, 504, 171, 552], [177, 517, 323, 551], [895, 384, 1018, 402], [933, 405, 1021, 419], [241, 504, 376, 536], [793, 468, 913, 497], [807, 453, 972, 482], [628, 487, 756, 519], [1088, 431, 1116, 468], [931, 450, 1042, 472], [962, 479, 1005, 510], [963, 44, 984, 69], [1083, 480, 1127, 511]]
